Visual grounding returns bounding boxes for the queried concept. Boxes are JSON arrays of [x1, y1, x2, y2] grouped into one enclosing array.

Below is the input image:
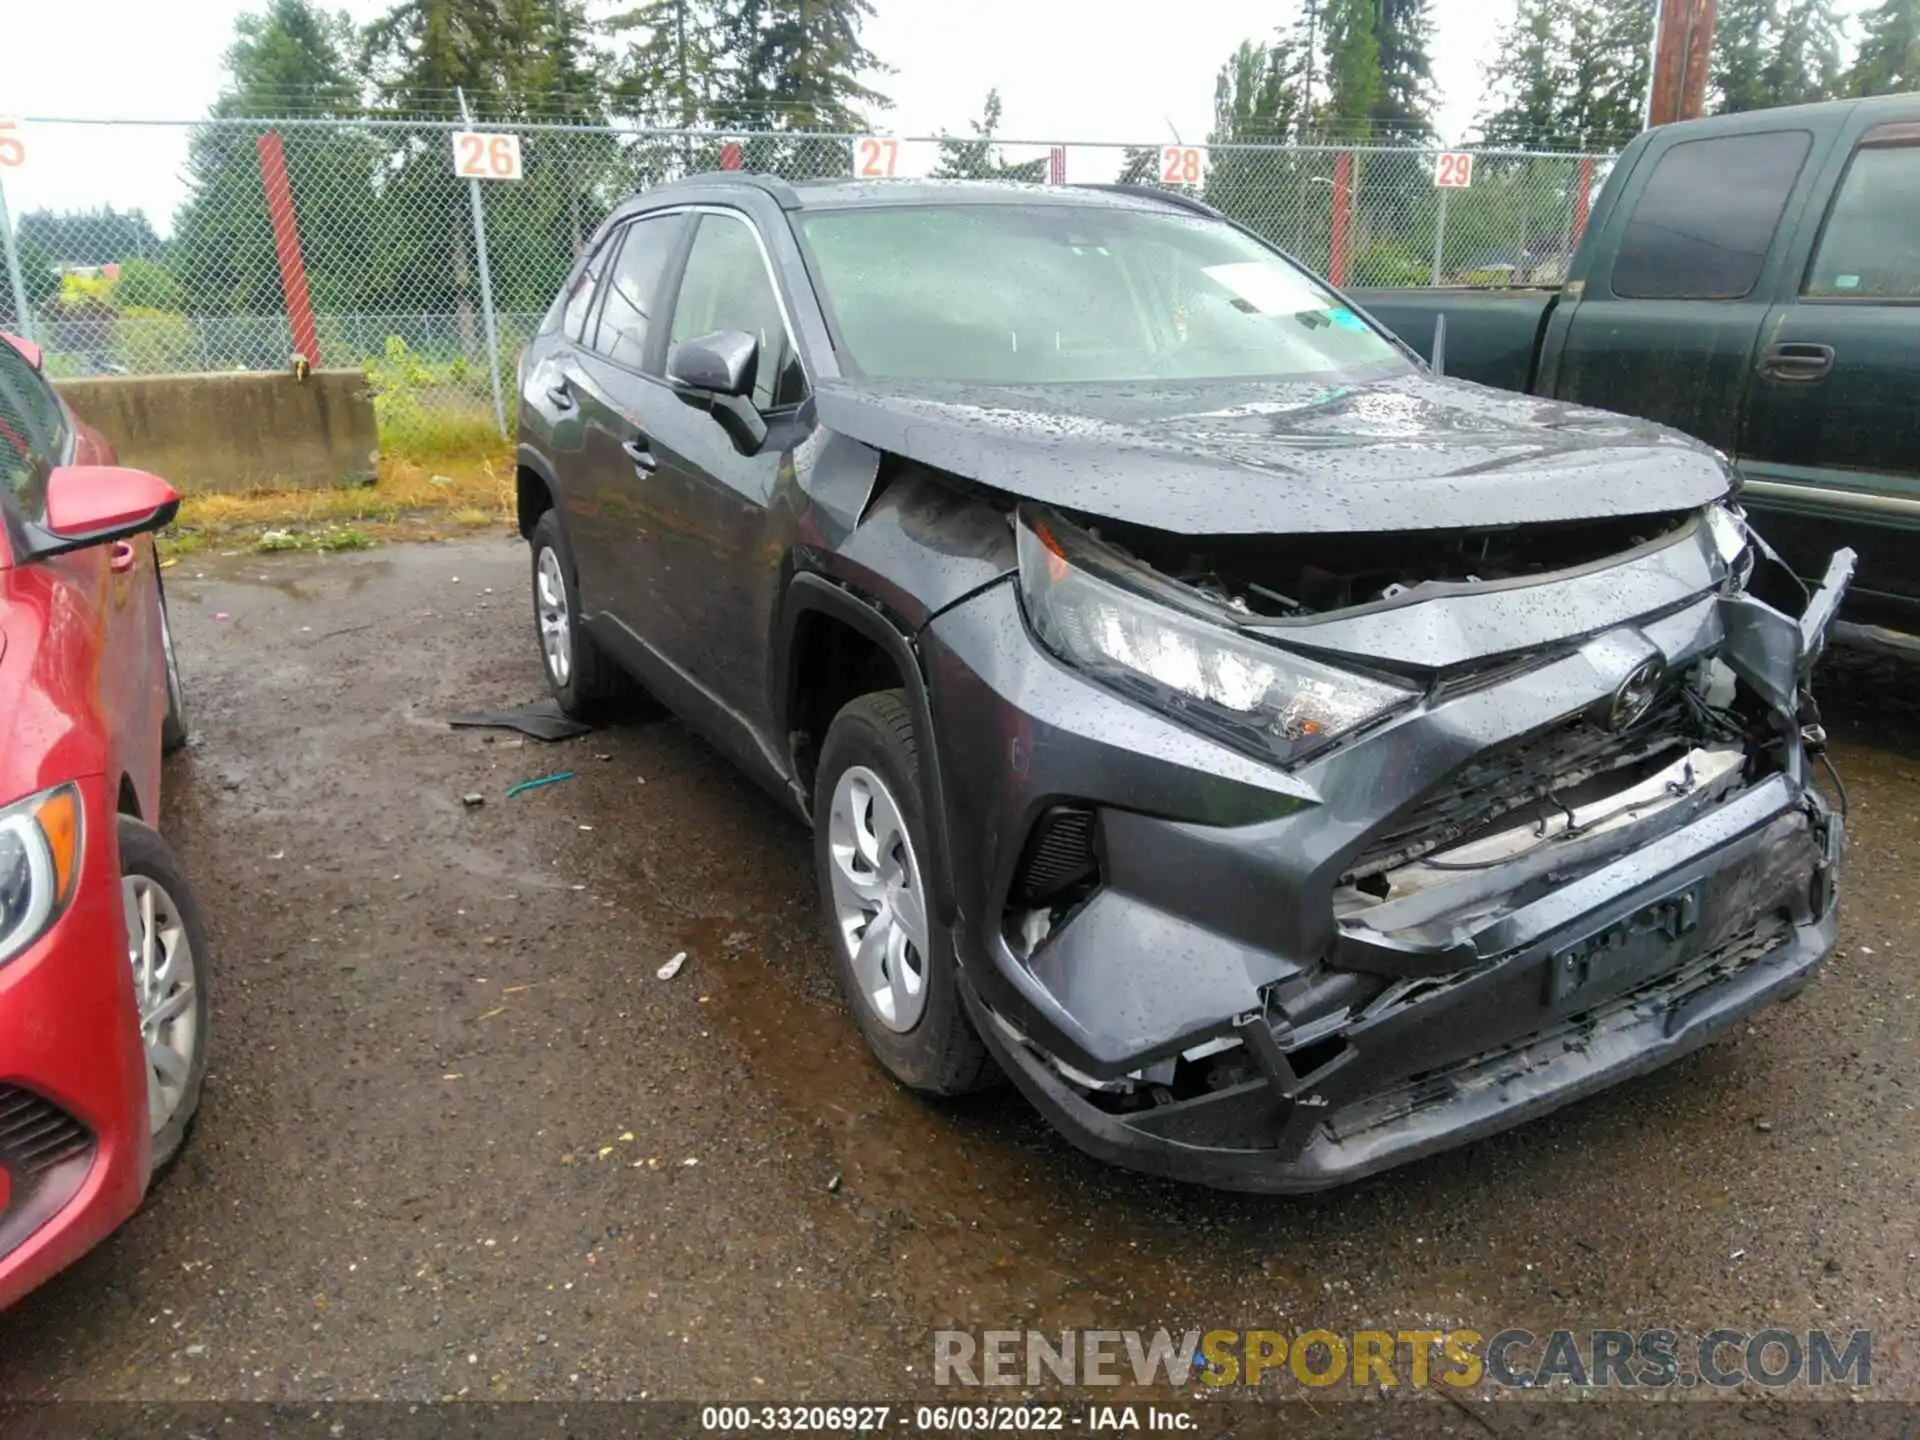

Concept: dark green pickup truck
[[1354, 94, 1920, 636]]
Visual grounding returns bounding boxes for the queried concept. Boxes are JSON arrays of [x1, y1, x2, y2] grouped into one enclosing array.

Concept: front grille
[[1344, 690, 1697, 882], [1011, 807, 1099, 906], [1329, 915, 1796, 1141], [0, 1085, 93, 1178]]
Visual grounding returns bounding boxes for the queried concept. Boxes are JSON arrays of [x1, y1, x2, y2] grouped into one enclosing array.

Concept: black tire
[[812, 690, 997, 1096], [529, 510, 642, 720], [118, 817, 211, 1176], [156, 574, 188, 754]]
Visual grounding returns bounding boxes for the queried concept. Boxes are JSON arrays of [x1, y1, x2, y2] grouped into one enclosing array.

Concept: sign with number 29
[[1434, 152, 1474, 189]]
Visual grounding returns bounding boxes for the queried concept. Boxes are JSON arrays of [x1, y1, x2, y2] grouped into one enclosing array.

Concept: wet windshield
[[796, 202, 1411, 385]]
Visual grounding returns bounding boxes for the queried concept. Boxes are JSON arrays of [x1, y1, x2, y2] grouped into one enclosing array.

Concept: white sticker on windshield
[[1201, 262, 1325, 316]]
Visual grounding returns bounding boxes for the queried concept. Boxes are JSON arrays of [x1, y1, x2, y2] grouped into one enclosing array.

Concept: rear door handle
[[546, 382, 577, 411], [622, 437, 658, 474], [1762, 342, 1835, 381]]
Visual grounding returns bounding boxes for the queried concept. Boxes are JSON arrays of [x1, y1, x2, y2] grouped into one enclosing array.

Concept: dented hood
[[811, 371, 1731, 535]]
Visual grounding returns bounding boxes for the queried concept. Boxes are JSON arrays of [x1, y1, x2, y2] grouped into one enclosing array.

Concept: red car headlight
[[0, 784, 83, 966]]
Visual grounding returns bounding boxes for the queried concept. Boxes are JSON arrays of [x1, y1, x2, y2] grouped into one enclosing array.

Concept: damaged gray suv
[[514, 176, 1852, 1193]]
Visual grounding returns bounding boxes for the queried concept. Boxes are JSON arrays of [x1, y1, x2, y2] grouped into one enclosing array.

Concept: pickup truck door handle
[[622, 437, 658, 474], [1762, 342, 1835, 381], [546, 381, 577, 410]]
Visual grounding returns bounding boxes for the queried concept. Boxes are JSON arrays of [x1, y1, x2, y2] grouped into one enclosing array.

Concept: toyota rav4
[[512, 176, 1851, 1193]]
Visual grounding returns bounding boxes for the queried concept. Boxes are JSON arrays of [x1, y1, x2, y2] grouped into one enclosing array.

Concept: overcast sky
[[2, 0, 1874, 233]]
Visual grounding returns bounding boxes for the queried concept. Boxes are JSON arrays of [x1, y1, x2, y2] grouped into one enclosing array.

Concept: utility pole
[[1648, 0, 1719, 126]]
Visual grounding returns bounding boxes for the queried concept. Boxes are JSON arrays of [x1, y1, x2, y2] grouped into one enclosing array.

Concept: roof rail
[[656, 170, 803, 208], [1074, 183, 1227, 220]]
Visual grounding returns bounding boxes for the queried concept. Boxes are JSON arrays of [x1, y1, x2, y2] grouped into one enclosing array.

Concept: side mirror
[[26, 466, 180, 560], [2, 333, 42, 373], [667, 330, 758, 399], [667, 329, 768, 452]]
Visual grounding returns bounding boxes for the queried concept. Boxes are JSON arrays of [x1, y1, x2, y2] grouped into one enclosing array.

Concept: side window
[[559, 231, 617, 343], [589, 215, 682, 369], [668, 214, 808, 411], [1804, 142, 1920, 299], [1611, 131, 1813, 300], [0, 343, 67, 520]]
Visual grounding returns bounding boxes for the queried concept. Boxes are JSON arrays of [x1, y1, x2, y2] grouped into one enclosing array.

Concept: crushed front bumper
[[919, 545, 1851, 1194]]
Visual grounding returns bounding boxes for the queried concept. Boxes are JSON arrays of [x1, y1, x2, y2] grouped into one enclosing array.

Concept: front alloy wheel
[[124, 873, 200, 1138], [827, 763, 930, 1032]]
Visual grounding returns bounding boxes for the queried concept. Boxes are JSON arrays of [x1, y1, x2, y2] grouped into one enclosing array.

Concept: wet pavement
[[0, 536, 1916, 1405]]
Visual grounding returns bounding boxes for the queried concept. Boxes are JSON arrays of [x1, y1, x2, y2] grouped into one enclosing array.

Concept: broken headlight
[[1015, 508, 1417, 766], [1706, 501, 1751, 575]]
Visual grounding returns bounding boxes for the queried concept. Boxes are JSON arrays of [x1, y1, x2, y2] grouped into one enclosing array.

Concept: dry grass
[[162, 447, 517, 557]]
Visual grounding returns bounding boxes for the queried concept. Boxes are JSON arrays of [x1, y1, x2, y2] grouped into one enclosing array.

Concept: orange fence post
[[256, 131, 321, 368], [1571, 156, 1595, 250], [1329, 152, 1354, 286]]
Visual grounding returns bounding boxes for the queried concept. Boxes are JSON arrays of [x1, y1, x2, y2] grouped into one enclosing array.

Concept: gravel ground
[[0, 536, 1914, 1411]]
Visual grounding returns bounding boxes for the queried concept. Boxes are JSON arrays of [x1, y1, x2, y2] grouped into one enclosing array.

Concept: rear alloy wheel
[[119, 818, 211, 1173], [528, 510, 643, 719]]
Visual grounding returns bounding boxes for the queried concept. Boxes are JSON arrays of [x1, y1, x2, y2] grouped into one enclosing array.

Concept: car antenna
[[1430, 313, 1447, 378]]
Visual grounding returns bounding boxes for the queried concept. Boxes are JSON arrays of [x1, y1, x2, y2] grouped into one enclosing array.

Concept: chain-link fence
[[0, 117, 1613, 458]]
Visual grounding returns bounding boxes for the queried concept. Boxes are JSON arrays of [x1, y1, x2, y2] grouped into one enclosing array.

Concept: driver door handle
[[1762, 341, 1835, 381], [622, 437, 658, 474], [546, 381, 577, 410], [109, 541, 138, 574]]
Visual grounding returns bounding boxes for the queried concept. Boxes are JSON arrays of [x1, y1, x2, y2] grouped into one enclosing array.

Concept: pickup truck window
[[1804, 143, 1920, 300], [1612, 131, 1813, 301]]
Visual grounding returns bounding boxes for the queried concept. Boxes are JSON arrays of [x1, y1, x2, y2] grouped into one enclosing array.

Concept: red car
[[0, 332, 209, 1311]]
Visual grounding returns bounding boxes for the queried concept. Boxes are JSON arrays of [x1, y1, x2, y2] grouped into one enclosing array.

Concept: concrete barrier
[[54, 370, 379, 493]]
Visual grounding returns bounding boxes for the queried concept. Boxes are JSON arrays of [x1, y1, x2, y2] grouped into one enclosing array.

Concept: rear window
[[1611, 131, 1812, 300], [1804, 142, 1920, 299], [0, 341, 67, 519], [795, 203, 1411, 384]]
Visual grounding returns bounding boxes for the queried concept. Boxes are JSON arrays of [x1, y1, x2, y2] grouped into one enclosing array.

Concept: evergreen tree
[[1714, 0, 1780, 112], [931, 90, 1045, 181], [727, 0, 891, 132], [16, 208, 162, 267], [1373, 0, 1436, 139], [1321, 0, 1383, 138], [1478, 0, 1652, 148], [217, 0, 362, 114], [1115, 147, 1158, 185], [172, 1, 376, 338], [1477, 0, 1560, 145], [1849, 0, 1920, 95], [609, 0, 722, 127], [1765, 0, 1846, 106]]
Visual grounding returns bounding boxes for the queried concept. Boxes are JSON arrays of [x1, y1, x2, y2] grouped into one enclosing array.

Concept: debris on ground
[[827, 1173, 843, 1194], [657, 951, 688, 981], [462, 793, 485, 807], [505, 771, 575, 798], [451, 699, 594, 742]]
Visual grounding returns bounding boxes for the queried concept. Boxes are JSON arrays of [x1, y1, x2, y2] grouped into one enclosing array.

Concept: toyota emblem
[[1608, 659, 1662, 731]]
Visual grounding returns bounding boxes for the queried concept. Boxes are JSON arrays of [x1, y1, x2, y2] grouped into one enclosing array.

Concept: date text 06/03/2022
[[699, 1405, 1195, 1432]]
